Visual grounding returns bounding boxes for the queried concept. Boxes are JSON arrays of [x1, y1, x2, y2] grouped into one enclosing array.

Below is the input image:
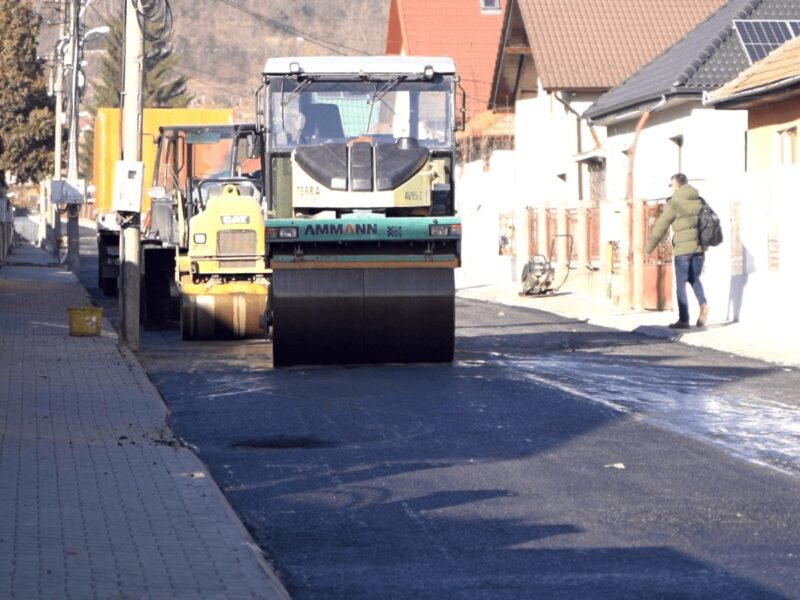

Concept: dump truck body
[[92, 108, 234, 295]]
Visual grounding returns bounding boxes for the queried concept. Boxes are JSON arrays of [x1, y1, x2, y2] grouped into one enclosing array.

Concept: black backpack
[[697, 197, 723, 248]]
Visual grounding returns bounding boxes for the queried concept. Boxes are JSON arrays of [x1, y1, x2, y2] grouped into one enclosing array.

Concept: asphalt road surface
[[74, 225, 800, 599]]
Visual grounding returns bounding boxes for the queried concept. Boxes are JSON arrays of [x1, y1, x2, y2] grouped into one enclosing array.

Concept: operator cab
[[146, 123, 264, 248], [260, 56, 461, 219], [152, 123, 263, 214]]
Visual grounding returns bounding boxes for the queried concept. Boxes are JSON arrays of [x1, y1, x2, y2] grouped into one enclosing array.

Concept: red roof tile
[[386, 0, 505, 117], [517, 0, 727, 90]]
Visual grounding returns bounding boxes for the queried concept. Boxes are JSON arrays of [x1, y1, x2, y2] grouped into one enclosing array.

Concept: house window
[[779, 127, 797, 165], [480, 0, 501, 13]]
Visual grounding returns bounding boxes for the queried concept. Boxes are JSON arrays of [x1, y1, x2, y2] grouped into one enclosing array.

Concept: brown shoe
[[668, 321, 690, 330], [697, 304, 709, 327]]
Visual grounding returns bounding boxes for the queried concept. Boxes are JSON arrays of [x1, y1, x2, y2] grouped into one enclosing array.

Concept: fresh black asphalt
[[73, 222, 800, 599]]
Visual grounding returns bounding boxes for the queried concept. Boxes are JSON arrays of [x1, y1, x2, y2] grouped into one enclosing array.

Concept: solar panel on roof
[[734, 20, 800, 64]]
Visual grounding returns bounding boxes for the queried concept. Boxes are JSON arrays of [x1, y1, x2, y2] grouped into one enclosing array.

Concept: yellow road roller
[[146, 124, 270, 339]]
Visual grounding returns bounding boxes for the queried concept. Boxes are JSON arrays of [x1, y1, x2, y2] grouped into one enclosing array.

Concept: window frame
[[480, 0, 501, 14]]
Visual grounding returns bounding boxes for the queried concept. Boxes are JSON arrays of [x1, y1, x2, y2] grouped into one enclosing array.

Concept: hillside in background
[[38, 0, 390, 117], [170, 0, 390, 115]]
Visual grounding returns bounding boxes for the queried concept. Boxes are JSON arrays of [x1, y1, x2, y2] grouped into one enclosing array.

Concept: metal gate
[[527, 207, 539, 257], [545, 208, 558, 260], [630, 201, 673, 310], [586, 207, 600, 266], [565, 209, 579, 264]]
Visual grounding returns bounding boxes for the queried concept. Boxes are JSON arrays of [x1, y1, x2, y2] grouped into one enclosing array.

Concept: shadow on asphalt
[[70, 241, 797, 599], [136, 300, 797, 598]]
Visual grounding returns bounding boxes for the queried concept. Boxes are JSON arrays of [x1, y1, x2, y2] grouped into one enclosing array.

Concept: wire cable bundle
[[133, 0, 173, 42]]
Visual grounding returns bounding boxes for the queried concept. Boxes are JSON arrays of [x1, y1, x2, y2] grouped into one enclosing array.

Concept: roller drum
[[271, 268, 455, 366], [181, 293, 266, 340]]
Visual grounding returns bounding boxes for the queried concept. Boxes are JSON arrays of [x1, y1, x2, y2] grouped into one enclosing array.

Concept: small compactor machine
[[258, 56, 463, 366], [146, 123, 269, 339]]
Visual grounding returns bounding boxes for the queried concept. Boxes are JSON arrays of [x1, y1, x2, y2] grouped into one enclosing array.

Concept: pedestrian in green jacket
[[645, 173, 709, 329]]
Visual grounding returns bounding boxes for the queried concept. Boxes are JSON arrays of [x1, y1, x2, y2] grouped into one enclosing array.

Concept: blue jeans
[[674, 253, 707, 323]]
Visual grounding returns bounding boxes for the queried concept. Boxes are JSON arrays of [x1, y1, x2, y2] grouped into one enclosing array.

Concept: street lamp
[[83, 25, 110, 43]]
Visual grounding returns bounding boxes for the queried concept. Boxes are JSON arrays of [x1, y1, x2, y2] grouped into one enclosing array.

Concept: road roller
[[258, 56, 463, 366], [145, 123, 270, 340]]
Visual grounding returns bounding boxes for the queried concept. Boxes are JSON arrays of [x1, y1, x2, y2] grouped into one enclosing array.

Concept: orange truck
[[92, 107, 234, 295]]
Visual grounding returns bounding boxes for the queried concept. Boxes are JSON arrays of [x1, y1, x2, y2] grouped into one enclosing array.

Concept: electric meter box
[[112, 160, 144, 213], [51, 179, 85, 204]]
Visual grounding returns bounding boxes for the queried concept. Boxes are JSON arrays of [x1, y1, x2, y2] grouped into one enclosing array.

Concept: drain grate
[[232, 437, 336, 450]]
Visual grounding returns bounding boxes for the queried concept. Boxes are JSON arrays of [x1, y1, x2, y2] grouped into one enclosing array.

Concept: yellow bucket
[[68, 306, 103, 337]]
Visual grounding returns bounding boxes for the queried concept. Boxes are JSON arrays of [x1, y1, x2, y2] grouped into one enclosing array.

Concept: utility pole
[[65, 0, 81, 273], [50, 0, 68, 258], [119, 0, 144, 351]]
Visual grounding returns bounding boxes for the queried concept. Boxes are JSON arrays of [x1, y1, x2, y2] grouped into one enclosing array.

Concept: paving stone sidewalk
[[0, 244, 288, 599]]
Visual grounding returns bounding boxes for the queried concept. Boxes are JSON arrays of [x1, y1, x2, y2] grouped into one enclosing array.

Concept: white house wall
[[455, 90, 794, 333], [720, 166, 800, 333], [500, 89, 603, 279], [514, 94, 551, 205], [455, 150, 518, 288], [515, 92, 599, 205], [599, 100, 800, 330]]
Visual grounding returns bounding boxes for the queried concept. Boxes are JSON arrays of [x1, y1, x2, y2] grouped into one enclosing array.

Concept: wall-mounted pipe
[[625, 96, 666, 200]]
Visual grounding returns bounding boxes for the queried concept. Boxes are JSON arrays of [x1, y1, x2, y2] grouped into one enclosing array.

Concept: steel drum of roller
[[181, 293, 267, 340], [271, 268, 455, 367]]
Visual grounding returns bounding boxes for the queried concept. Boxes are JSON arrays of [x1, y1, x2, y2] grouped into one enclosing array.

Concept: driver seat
[[208, 182, 246, 198], [301, 103, 344, 141]]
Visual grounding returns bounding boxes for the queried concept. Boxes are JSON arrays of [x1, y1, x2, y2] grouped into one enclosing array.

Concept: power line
[[213, 0, 372, 56], [134, 0, 173, 43], [460, 77, 497, 86], [166, 65, 248, 96], [466, 92, 493, 106]]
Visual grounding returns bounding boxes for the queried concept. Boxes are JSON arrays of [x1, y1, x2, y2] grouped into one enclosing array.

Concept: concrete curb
[[113, 334, 291, 598], [96, 281, 292, 599]]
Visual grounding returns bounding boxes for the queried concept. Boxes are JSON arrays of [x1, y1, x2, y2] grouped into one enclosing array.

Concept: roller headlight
[[267, 226, 299, 240], [429, 224, 461, 237], [193, 233, 207, 244]]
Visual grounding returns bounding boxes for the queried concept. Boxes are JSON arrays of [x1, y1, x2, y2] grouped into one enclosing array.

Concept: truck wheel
[[180, 296, 196, 341], [101, 276, 118, 296], [97, 240, 106, 289]]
